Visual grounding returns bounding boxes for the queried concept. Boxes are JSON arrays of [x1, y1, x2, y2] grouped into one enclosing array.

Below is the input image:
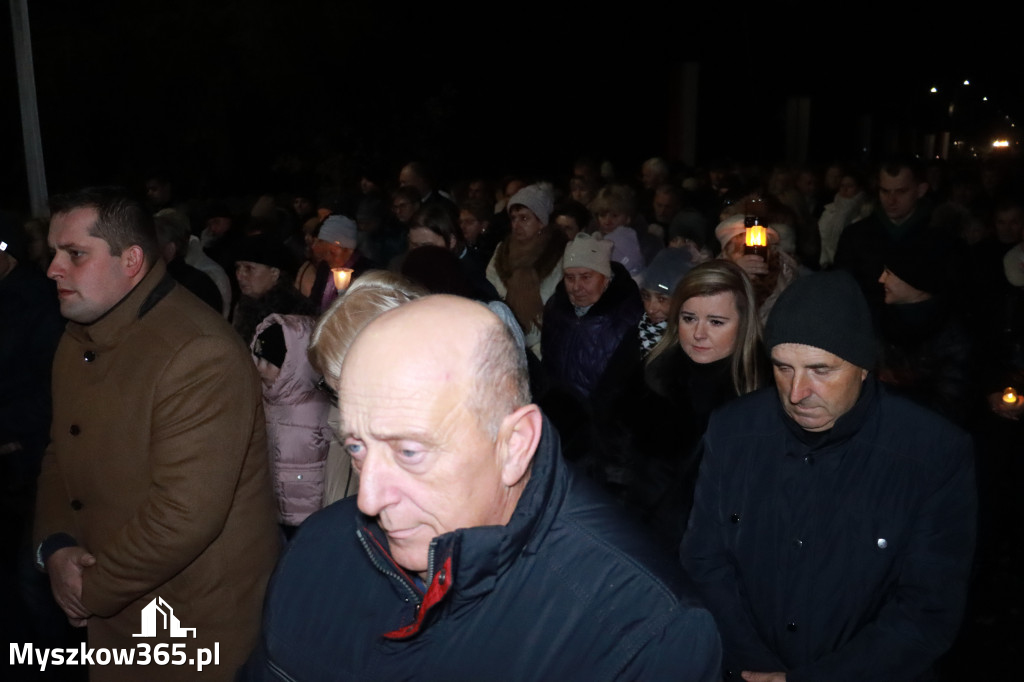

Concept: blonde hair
[[307, 271, 428, 385], [588, 183, 635, 217], [646, 259, 763, 395]]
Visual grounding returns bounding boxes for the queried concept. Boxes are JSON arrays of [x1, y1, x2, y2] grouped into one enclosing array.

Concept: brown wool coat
[[34, 261, 281, 681]]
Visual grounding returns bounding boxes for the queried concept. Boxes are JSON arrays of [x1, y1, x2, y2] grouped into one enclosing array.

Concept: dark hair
[[410, 204, 463, 252], [654, 183, 683, 202], [551, 201, 592, 230], [153, 209, 191, 259], [391, 186, 421, 205], [402, 160, 432, 187], [840, 168, 866, 190], [49, 187, 160, 265], [879, 156, 926, 184], [459, 198, 493, 223], [993, 195, 1024, 215]]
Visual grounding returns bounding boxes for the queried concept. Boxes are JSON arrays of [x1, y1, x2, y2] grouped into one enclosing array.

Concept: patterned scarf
[[638, 313, 667, 355]]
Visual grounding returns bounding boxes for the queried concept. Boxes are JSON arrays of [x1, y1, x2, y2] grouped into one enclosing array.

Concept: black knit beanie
[[765, 270, 876, 370]]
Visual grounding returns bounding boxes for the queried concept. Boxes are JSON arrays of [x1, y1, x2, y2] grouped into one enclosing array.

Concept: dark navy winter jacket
[[541, 261, 643, 401], [681, 378, 976, 682], [239, 417, 722, 681]]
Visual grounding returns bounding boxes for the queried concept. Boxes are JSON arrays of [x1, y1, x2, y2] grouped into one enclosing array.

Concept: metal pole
[[10, 0, 49, 218]]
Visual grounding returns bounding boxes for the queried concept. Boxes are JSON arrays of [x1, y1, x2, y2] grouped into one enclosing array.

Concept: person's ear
[[121, 244, 147, 278], [497, 404, 542, 488], [916, 182, 929, 199], [269, 266, 282, 284]]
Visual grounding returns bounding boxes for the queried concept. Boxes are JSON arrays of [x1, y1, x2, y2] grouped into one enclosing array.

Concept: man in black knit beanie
[[682, 269, 976, 682]]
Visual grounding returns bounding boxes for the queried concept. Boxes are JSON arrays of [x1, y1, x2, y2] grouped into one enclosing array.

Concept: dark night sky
[[3, 1, 1020, 210]]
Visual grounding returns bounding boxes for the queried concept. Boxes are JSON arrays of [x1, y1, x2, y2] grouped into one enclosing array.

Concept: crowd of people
[[1, 151, 1022, 680]]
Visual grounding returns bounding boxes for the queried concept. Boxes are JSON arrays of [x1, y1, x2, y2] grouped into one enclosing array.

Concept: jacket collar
[[779, 373, 880, 454], [357, 414, 568, 632], [446, 413, 565, 598], [65, 260, 175, 350]]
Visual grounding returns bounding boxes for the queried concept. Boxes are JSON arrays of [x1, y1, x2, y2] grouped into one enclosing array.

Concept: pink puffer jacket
[[252, 313, 333, 526]]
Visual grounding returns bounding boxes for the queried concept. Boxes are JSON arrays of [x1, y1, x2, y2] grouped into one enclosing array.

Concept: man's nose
[[355, 449, 393, 518], [789, 372, 812, 404], [46, 256, 62, 280]]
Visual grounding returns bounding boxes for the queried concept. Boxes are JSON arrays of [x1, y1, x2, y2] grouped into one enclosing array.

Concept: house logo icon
[[132, 597, 197, 638]]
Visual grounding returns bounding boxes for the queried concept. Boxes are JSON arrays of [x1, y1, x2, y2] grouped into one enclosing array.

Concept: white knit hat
[[562, 233, 613, 277]]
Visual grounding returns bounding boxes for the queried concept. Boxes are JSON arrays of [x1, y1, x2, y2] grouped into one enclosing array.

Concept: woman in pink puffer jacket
[[251, 313, 333, 534]]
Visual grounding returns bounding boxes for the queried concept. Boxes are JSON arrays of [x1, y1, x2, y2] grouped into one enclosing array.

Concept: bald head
[[339, 295, 541, 576], [342, 295, 530, 438]]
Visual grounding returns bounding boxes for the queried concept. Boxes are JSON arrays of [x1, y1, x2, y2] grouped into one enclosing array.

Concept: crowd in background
[[2, 150, 1023, 679]]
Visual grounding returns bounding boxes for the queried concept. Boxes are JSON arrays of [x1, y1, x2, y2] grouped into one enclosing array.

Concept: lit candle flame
[[745, 224, 767, 248], [1003, 387, 1018, 404], [331, 267, 353, 293]]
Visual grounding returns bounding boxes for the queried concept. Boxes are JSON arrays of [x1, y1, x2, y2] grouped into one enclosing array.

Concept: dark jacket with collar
[[541, 261, 643, 401], [681, 378, 976, 682], [833, 203, 934, 309], [241, 417, 722, 682]]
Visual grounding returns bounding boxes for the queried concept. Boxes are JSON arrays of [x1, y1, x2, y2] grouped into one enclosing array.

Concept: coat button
[[296, 474, 303, 480], [729, 513, 740, 524], [69, 425, 81, 436], [803, 455, 814, 465], [83, 350, 96, 363], [877, 538, 888, 549], [437, 569, 447, 585], [786, 621, 798, 632], [70, 499, 84, 511], [793, 538, 803, 548]]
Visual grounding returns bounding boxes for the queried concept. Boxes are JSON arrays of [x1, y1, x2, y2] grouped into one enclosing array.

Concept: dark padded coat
[[681, 378, 976, 682], [240, 417, 722, 682], [541, 261, 643, 401]]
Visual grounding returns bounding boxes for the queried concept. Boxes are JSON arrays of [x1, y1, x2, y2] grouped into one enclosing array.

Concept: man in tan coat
[[32, 187, 280, 680]]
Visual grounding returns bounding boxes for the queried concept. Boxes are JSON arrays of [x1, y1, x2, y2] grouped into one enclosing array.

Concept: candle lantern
[[744, 221, 768, 258], [1003, 387, 1019, 405], [331, 267, 354, 293]]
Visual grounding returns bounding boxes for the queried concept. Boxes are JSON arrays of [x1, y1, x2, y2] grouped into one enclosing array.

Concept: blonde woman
[[307, 271, 428, 504]]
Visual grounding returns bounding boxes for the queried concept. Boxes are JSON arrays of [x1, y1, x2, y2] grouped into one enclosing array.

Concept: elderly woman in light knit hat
[[540, 233, 643, 401], [486, 183, 566, 356], [298, 214, 376, 311], [714, 213, 800, 324]]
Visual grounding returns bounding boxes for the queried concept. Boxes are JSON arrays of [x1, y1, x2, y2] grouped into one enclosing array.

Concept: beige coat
[[34, 261, 281, 681]]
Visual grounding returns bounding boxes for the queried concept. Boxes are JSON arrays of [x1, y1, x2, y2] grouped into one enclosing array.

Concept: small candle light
[[331, 267, 353, 293], [1002, 387, 1019, 405], [744, 223, 768, 257]]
